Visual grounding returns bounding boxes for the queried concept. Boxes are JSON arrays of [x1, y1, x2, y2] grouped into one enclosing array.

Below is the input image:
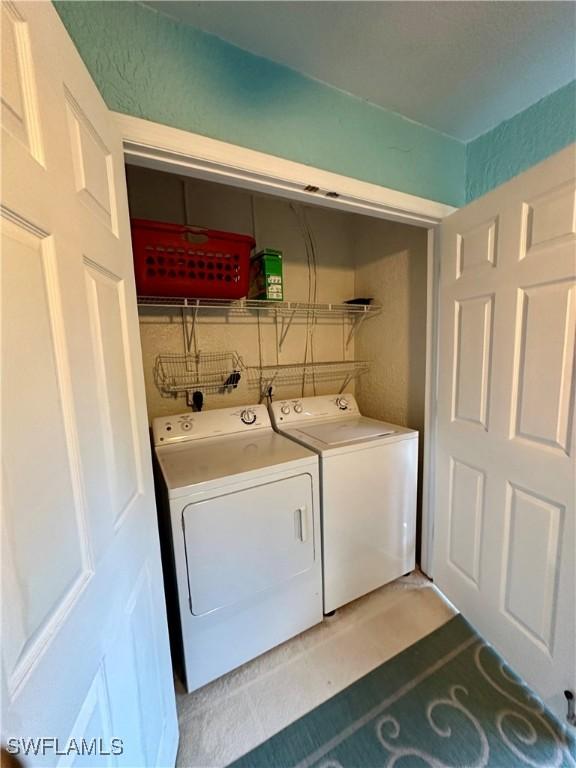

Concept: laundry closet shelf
[[137, 296, 381, 316], [247, 360, 370, 399], [137, 297, 380, 350]]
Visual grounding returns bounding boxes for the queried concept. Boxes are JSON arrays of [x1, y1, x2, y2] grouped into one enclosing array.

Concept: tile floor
[[175, 571, 456, 768]]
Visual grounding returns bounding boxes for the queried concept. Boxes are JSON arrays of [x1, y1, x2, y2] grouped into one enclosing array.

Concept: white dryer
[[153, 404, 322, 692], [270, 394, 417, 613]]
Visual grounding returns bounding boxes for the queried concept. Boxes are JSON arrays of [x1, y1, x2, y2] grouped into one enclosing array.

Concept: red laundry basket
[[131, 219, 255, 299]]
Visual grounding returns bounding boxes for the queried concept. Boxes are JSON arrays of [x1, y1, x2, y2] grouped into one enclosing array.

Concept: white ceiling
[[143, 1, 576, 141]]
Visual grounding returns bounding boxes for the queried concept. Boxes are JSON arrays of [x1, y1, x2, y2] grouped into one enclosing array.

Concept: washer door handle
[[294, 506, 308, 542]]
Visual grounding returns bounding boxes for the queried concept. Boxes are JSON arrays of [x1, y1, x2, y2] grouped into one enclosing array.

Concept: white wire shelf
[[154, 351, 245, 396], [138, 296, 380, 351], [137, 296, 380, 316], [246, 359, 370, 399]]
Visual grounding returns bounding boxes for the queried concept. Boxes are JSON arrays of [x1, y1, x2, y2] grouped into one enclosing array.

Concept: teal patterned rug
[[230, 615, 575, 767]]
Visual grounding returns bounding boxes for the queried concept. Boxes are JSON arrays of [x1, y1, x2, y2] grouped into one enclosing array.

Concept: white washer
[[153, 404, 322, 692], [270, 394, 417, 613]]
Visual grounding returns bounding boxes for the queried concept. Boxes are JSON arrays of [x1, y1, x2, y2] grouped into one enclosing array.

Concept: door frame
[[114, 113, 457, 575]]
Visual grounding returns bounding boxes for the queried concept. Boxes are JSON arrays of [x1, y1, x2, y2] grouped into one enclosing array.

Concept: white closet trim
[[114, 113, 456, 228]]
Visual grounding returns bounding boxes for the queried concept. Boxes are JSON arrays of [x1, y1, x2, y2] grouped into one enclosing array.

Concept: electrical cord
[[301, 206, 319, 395], [251, 194, 266, 401], [291, 203, 319, 396]]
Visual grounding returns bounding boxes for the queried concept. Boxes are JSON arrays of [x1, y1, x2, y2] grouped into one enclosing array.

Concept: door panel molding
[[500, 482, 563, 653], [521, 181, 576, 257], [452, 294, 494, 429], [448, 457, 485, 587], [2, 214, 93, 699], [65, 87, 118, 236], [510, 280, 576, 454], [1, 1, 44, 164], [456, 216, 498, 278]]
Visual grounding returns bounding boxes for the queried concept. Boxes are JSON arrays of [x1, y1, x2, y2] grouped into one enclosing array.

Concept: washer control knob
[[241, 408, 257, 425], [293, 402, 304, 414], [336, 397, 349, 410], [280, 404, 291, 415]]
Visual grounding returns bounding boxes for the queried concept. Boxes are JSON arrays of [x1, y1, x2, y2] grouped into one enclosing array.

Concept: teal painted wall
[[54, 1, 465, 207], [54, 2, 575, 209], [466, 80, 576, 202]]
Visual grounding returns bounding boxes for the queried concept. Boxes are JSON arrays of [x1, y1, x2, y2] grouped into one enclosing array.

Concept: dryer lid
[[155, 429, 316, 494], [294, 417, 395, 446]]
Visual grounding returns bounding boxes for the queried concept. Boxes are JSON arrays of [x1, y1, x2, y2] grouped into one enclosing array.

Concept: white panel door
[[433, 145, 576, 718], [1, 3, 178, 765]]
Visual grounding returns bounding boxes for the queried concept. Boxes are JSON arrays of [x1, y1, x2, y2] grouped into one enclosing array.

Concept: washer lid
[[294, 417, 395, 446]]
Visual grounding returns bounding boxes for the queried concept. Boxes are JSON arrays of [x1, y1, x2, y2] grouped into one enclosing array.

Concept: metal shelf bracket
[[346, 309, 369, 349], [181, 300, 201, 353], [278, 308, 297, 350]]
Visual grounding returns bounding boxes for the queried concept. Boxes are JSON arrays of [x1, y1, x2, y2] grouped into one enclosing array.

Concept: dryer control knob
[[241, 408, 257, 425], [280, 404, 291, 415], [336, 397, 349, 410], [293, 402, 303, 414]]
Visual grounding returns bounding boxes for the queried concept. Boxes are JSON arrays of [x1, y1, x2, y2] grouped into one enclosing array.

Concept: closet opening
[[125, 162, 429, 564]]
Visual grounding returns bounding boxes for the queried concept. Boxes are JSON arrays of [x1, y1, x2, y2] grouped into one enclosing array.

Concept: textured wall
[[466, 80, 576, 202], [127, 167, 358, 422], [354, 220, 427, 432], [54, 1, 465, 206], [354, 219, 428, 546]]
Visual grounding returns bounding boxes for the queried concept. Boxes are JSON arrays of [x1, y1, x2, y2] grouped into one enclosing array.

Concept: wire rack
[[138, 297, 381, 351], [137, 297, 380, 317], [246, 360, 370, 399], [154, 351, 245, 396]]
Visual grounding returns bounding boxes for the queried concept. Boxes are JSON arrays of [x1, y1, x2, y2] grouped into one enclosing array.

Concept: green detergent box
[[248, 248, 284, 301]]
